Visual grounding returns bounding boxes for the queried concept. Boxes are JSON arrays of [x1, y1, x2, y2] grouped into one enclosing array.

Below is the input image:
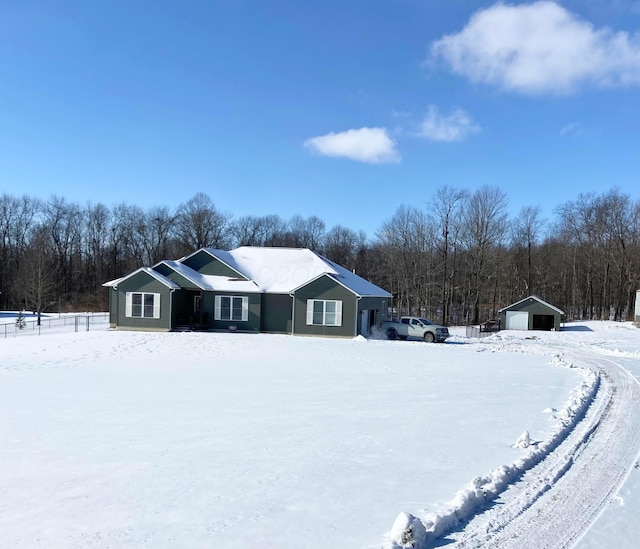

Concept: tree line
[[1, 186, 638, 325]]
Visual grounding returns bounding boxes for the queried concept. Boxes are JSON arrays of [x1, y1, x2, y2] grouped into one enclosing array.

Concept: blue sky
[[0, 0, 638, 238]]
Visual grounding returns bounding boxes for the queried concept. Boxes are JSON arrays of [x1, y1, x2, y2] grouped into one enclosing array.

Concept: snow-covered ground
[[0, 317, 638, 548]]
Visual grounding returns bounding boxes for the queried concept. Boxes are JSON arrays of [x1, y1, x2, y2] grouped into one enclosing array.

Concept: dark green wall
[[108, 288, 117, 326], [153, 264, 200, 289], [356, 296, 390, 334], [115, 271, 173, 331], [202, 291, 261, 332], [293, 276, 356, 337], [182, 250, 245, 278], [261, 293, 293, 333]]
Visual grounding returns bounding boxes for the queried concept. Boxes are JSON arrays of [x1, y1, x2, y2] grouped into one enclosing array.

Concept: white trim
[[125, 292, 160, 319], [306, 299, 343, 326], [107, 267, 180, 290], [499, 295, 564, 315], [214, 295, 249, 322]]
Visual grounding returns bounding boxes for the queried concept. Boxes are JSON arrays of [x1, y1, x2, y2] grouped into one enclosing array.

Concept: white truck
[[380, 316, 450, 343]]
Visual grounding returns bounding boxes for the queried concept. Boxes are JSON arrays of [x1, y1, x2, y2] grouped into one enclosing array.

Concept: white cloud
[[418, 105, 480, 142], [560, 122, 583, 136], [304, 127, 400, 164], [430, 1, 640, 94]]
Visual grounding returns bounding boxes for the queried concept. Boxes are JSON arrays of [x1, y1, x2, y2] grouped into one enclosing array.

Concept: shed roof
[[498, 295, 565, 315]]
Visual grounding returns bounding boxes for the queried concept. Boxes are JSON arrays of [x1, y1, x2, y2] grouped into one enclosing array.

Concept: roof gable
[[181, 248, 248, 279], [101, 267, 181, 290], [156, 260, 259, 293], [227, 247, 337, 293], [499, 295, 565, 315]]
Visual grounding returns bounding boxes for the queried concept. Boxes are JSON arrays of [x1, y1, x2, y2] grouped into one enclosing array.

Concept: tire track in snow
[[448, 351, 640, 549]]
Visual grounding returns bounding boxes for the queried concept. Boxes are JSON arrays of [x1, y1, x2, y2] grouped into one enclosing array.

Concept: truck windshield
[[419, 318, 433, 325]]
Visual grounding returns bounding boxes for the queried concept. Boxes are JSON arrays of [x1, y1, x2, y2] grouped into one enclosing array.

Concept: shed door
[[361, 309, 370, 335], [506, 311, 529, 330]]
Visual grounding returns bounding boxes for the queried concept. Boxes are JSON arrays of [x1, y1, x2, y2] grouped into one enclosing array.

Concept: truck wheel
[[424, 332, 435, 343], [387, 328, 398, 340]]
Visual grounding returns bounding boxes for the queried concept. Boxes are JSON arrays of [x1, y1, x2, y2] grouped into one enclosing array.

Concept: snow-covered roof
[[102, 276, 123, 288], [195, 247, 391, 296], [315, 255, 393, 298], [101, 267, 181, 290], [105, 247, 390, 297], [499, 295, 565, 315], [157, 260, 260, 293]]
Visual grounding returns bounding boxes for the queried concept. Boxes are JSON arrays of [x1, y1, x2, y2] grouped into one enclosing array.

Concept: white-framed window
[[125, 292, 160, 319], [214, 295, 249, 321], [306, 299, 342, 326]]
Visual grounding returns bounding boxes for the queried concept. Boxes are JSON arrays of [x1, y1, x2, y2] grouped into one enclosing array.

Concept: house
[[103, 246, 391, 337], [498, 295, 564, 331]]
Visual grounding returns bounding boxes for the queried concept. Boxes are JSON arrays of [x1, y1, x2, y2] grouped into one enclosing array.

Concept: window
[[306, 299, 342, 326], [214, 295, 249, 321], [194, 295, 201, 313], [125, 292, 160, 319]]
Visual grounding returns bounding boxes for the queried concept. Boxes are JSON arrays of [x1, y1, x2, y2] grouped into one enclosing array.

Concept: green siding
[[182, 250, 246, 278], [108, 288, 118, 326], [356, 296, 390, 335], [293, 276, 356, 337], [203, 292, 261, 332], [153, 264, 199, 289], [261, 293, 293, 333], [115, 271, 173, 331]]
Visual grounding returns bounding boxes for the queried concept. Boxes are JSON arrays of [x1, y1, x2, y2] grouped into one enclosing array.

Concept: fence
[[2, 313, 109, 339], [465, 324, 501, 339]]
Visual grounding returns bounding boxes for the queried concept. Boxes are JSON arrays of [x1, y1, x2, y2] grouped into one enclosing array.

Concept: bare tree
[[510, 205, 546, 296], [430, 186, 468, 325], [462, 186, 508, 324], [140, 205, 177, 265], [0, 194, 41, 308], [323, 225, 367, 273], [375, 205, 435, 317], [15, 225, 58, 324], [231, 214, 288, 247], [176, 193, 231, 250], [43, 195, 82, 299], [288, 215, 326, 250]]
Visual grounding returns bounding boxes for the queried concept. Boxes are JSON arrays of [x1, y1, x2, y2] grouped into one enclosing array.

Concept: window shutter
[[335, 301, 343, 326], [214, 296, 221, 320], [153, 294, 161, 319], [306, 300, 314, 325], [125, 292, 132, 317], [241, 296, 249, 321]]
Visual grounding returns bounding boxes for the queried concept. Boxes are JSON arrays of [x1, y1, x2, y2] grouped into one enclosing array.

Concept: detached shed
[[499, 296, 564, 331]]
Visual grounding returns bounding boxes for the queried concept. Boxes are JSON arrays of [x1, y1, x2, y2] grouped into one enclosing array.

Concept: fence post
[[86, 316, 89, 331]]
